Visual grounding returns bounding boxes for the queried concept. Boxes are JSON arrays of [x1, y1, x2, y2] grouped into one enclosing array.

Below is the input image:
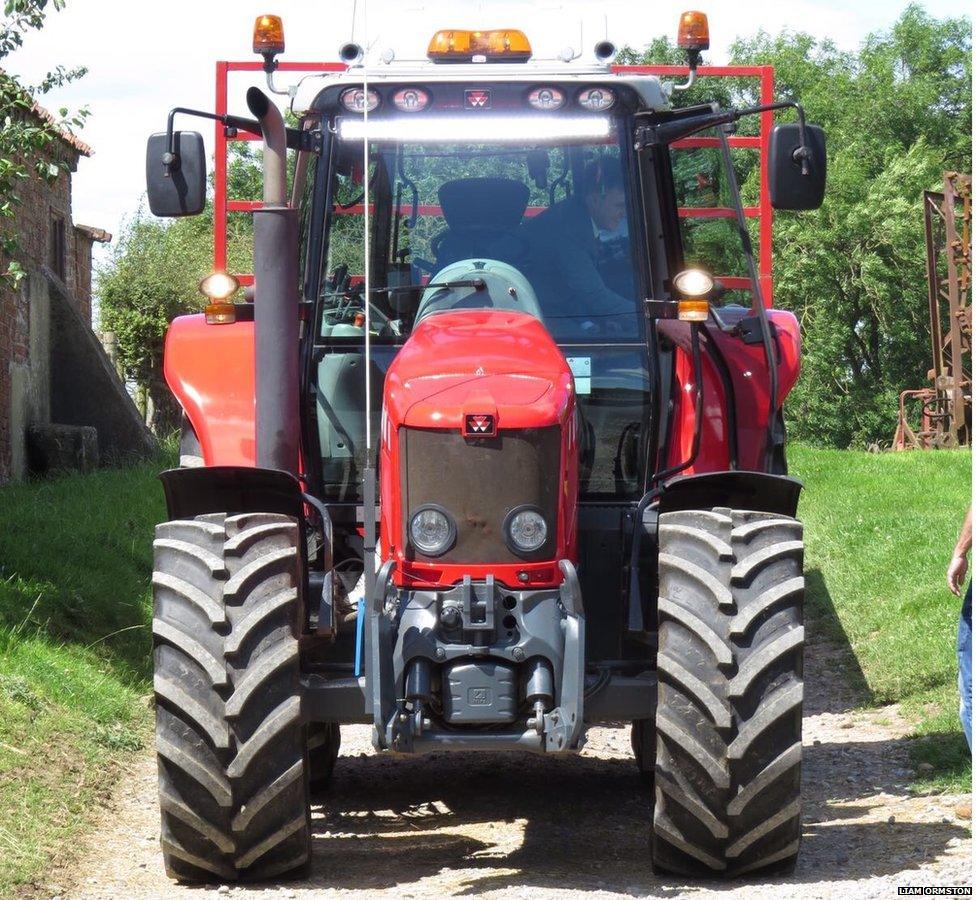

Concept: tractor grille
[[400, 426, 560, 563]]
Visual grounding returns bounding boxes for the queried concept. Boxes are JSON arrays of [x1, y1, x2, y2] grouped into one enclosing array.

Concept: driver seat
[[431, 178, 530, 270]]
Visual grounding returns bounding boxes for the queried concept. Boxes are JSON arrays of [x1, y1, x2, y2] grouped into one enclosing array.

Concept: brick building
[[0, 99, 154, 482]]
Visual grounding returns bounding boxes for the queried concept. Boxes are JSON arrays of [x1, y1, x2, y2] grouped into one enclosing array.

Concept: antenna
[[360, 0, 377, 600]]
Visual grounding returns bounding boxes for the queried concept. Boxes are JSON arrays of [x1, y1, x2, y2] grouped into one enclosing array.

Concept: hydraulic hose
[[716, 123, 779, 471]]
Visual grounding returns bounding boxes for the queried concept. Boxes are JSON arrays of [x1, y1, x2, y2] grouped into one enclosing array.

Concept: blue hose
[[354, 598, 366, 677]]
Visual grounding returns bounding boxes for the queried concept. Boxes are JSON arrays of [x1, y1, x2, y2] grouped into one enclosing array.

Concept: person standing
[[947, 506, 972, 820]]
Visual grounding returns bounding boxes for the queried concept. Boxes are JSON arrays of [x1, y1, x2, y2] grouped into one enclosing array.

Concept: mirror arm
[[733, 100, 811, 175], [163, 106, 317, 176], [636, 99, 813, 175]]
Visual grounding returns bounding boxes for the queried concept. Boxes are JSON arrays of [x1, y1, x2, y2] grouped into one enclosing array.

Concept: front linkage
[[367, 559, 586, 754]]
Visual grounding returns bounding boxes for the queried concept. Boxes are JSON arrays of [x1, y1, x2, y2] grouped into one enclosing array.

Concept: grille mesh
[[401, 426, 560, 563]]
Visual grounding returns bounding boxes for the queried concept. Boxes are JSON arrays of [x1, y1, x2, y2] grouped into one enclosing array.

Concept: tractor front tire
[[152, 513, 311, 883], [653, 508, 804, 877]]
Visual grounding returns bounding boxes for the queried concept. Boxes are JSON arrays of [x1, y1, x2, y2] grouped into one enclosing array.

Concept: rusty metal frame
[[894, 172, 971, 449]]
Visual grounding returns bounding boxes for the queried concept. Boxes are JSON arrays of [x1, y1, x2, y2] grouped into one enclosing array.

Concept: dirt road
[[46, 639, 972, 899]]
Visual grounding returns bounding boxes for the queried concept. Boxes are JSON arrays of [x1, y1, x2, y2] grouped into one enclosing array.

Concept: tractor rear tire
[[653, 508, 804, 877], [152, 513, 311, 883], [631, 719, 655, 783]]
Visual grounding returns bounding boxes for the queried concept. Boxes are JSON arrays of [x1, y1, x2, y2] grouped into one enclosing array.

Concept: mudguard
[[159, 465, 304, 521], [163, 314, 256, 467], [659, 470, 802, 518]]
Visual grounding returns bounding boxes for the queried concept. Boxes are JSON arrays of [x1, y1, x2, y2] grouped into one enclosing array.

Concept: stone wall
[[0, 136, 113, 482]]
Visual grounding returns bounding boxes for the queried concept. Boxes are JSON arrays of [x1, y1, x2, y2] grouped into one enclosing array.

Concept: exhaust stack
[[246, 87, 300, 474]]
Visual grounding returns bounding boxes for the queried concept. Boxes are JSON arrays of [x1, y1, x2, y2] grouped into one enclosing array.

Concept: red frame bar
[[213, 62, 774, 306], [214, 61, 345, 279], [614, 64, 775, 305]]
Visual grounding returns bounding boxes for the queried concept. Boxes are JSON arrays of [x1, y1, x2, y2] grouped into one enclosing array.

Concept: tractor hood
[[383, 309, 574, 431]]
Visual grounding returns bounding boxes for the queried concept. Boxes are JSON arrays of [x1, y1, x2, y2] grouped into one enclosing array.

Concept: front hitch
[[365, 560, 587, 754]]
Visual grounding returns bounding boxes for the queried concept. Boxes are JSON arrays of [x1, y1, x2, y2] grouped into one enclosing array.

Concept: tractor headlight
[[504, 506, 548, 554], [409, 505, 456, 556]]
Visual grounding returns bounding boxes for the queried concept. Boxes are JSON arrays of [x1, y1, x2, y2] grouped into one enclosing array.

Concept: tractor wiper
[[369, 278, 487, 295]]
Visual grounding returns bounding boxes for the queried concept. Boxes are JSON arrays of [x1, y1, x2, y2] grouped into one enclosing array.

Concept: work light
[[340, 87, 380, 113], [409, 506, 456, 556], [199, 271, 240, 325], [199, 271, 239, 301], [338, 116, 612, 143], [673, 268, 714, 322], [673, 268, 713, 297]]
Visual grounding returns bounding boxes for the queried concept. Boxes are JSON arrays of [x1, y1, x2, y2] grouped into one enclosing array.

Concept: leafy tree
[[97, 142, 271, 432], [0, 0, 87, 285], [624, 5, 971, 446]]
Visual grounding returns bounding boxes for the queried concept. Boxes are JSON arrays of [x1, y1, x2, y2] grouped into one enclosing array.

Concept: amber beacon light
[[253, 14, 285, 57], [427, 29, 532, 62], [677, 11, 710, 51]]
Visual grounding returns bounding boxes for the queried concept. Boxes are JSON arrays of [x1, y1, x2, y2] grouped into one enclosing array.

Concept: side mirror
[[767, 123, 826, 210], [146, 131, 206, 217]]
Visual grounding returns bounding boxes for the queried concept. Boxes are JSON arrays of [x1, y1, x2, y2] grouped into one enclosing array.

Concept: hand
[[948, 553, 969, 597]]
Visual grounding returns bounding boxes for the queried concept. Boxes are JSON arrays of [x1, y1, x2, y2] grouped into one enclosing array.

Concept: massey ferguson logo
[[465, 414, 496, 436], [464, 89, 490, 109]]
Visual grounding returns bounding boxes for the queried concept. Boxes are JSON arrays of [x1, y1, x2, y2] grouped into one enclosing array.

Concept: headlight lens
[[409, 505, 456, 556], [505, 507, 548, 553]]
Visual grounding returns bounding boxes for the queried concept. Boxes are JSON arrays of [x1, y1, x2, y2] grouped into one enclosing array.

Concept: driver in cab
[[525, 157, 637, 337]]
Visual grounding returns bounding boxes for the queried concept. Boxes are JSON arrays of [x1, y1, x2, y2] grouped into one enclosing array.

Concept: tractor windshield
[[310, 115, 652, 505], [318, 123, 643, 343]]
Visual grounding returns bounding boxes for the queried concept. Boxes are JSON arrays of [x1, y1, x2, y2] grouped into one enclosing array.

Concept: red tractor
[[145, 10, 825, 883]]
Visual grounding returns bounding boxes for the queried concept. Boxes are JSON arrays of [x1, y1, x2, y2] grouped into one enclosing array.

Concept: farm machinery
[[145, 10, 826, 882]]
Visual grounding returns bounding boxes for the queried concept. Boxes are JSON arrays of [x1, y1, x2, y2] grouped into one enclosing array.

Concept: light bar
[[337, 115, 612, 143]]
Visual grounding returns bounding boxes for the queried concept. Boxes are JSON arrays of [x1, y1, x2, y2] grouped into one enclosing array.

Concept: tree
[[623, 5, 971, 446], [0, 0, 87, 285], [97, 143, 267, 433]]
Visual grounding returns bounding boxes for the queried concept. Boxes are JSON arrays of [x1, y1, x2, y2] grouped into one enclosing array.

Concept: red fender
[[661, 310, 801, 474], [163, 314, 256, 467]]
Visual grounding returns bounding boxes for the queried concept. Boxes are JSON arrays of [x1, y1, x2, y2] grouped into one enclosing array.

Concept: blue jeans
[[959, 583, 972, 751]]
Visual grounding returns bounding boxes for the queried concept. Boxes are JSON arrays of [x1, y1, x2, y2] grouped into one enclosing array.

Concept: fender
[[659, 470, 802, 519], [159, 465, 303, 521], [661, 309, 802, 475], [163, 313, 256, 467]]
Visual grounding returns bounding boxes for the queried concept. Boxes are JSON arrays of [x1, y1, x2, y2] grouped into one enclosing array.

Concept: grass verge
[[791, 444, 972, 792], [0, 453, 170, 894]]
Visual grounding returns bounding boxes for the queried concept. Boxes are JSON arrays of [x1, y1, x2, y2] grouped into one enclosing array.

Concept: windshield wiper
[[371, 278, 487, 295], [321, 278, 487, 302]]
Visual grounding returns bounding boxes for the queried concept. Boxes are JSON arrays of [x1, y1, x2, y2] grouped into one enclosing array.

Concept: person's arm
[[552, 236, 632, 316], [948, 506, 972, 597]]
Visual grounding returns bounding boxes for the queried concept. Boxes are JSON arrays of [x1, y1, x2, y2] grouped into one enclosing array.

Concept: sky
[[4, 0, 970, 275]]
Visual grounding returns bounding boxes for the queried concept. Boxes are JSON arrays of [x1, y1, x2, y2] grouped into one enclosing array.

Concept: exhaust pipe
[[246, 87, 299, 474], [246, 87, 287, 205]]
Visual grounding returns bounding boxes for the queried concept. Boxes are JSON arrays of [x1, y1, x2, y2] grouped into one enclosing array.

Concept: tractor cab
[[144, 12, 826, 885], [306, 66, 658, 506]]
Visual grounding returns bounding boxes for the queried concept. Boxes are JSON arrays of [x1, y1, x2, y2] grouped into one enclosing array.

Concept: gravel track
[[43, 638, 972, 899]]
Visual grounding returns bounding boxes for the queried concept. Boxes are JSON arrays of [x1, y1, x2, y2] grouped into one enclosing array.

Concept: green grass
[[791, 444, 972, 792], [0, 453, 172, 894]]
